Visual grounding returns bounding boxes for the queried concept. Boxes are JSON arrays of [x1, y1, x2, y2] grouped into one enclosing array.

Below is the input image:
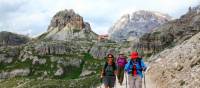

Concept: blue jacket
[[124, 58, 147, 78]]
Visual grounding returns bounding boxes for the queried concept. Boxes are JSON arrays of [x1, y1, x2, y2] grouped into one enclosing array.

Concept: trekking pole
[[100, 77, 103, 88], [125, 72, 127, 88], [115, 76, 117, 88], [143, 72, 146, 88]]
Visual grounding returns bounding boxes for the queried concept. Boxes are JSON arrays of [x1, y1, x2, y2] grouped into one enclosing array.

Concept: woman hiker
[[125, 51, 147, 88], [101, 54, 117, 88], [116, 52, 127, 85]]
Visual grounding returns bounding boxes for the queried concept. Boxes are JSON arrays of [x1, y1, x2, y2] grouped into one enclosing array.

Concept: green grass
[[73, 28, 81, 33], [0, 74, 101, 88], [0, 59, 32, 72], [83, 53, 104, 74], [59, 65, 83, 80], [83, 53, 94, 60], [0, 52, 103, 87]]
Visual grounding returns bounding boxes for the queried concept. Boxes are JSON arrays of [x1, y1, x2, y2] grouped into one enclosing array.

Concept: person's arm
[[100, 68, 104, 78], [114, 63, 117, 76], [101, 62, 106, 78], [125, 58, 128, 64], [116, 57, 119, 65], [124, 60, 130, 73], [141, 59, 147, 71]]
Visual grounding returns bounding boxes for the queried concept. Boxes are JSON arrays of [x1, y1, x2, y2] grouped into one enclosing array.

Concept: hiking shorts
[[103, 76, 116, 87]]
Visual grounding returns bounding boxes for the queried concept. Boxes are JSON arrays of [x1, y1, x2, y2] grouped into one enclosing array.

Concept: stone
[[0, 54, 13, 64], [80, 70, 95, 77], [54, 67, 64, 76], [32, 57, 46, 65], [0, 68, 30, 79]]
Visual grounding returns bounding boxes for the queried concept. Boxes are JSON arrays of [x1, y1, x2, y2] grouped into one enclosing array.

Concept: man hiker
[[125, 51, 147, 88], [101, 54, 117, 88], [116, 52, 127, 86]]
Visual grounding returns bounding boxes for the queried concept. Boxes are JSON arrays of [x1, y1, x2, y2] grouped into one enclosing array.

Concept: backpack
[[130, 58, 143, 72], [103, 62, 116, 76], [117, 57, 127, 67]]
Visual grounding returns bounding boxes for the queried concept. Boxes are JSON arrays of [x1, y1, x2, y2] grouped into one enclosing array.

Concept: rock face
[[0, 46, 20, 64], [38, 9, 97, 41], [0, 68, 30, 79], [89, 40, 120, 59], [48, 9, 84, 31], [147, 31, 200, 88], [137, 6, 200, 56], [108, 10, 171, 42], [0, 31, 29, 46], [34, 41, 73, 55]]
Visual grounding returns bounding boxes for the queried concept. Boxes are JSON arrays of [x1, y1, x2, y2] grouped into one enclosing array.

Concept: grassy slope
[[0, 53, 104, 88]]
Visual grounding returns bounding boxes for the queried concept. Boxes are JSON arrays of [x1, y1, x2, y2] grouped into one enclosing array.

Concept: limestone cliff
[[137, 5, 200, 56]]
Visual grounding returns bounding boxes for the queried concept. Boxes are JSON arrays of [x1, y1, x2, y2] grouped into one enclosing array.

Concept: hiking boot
[[120, 82, 122, 86]]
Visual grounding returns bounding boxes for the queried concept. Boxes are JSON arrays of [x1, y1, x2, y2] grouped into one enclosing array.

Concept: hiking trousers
[[117, 66, 125, 83], [128, 75, 142, 88]]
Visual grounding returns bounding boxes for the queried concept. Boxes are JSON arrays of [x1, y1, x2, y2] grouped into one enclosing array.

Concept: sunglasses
[[108, 57, 113, 58]]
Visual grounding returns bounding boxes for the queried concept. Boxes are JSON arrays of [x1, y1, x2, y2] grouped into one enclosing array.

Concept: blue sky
[[0, 0, 199, 37]]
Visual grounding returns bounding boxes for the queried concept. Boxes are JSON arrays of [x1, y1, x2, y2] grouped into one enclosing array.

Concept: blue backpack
[[125, 58, 143, 74]]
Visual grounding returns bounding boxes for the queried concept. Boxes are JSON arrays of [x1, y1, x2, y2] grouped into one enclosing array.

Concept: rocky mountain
[[89, 40, 120, 59], [0, 31, 30, 46], [138, 5, 200, 88], [137, 5, 200, 57], [108, 10, 171, 42], [147, 29, 200, 88], [38, 9, 98, 41]]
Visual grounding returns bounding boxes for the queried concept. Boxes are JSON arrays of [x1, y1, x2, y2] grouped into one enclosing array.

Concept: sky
[[0, 0, 199, 37]]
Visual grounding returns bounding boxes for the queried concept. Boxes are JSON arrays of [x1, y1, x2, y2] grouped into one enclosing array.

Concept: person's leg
[[104, 85, 109, 88], [117, 67, 121, 83], [135, 76, 142, 88], [118, 67, 123, 84], [120, 68, 125, 84], [110, 76, 116, 88], [104, 76, 109, 88], [129, 75, 135, 88]]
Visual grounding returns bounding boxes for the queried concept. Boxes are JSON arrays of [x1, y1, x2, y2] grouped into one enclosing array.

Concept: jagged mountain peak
[[38, 9, 97, 41], [131, 10, 171, 19], [48, 9, 84, 32], [108, 10, 172, 42]]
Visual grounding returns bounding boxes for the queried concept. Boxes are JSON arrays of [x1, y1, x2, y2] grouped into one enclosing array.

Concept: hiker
[[101, 54, 117, 88], [116, 52, 127, 85], [125, 51, 147, 88]]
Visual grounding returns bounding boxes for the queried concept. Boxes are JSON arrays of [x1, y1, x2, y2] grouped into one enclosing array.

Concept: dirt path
[[97, 72, 156, 88]]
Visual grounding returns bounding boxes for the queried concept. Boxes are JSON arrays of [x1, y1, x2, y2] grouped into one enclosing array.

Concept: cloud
[[0, 0, 199, 37]]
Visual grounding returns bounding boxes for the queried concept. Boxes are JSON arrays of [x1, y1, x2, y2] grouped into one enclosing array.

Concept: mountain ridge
[[108, 10, 172, 42]]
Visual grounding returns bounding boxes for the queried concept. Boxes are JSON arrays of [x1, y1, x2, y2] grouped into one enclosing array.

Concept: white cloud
[[0, 0, 199, 37]]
